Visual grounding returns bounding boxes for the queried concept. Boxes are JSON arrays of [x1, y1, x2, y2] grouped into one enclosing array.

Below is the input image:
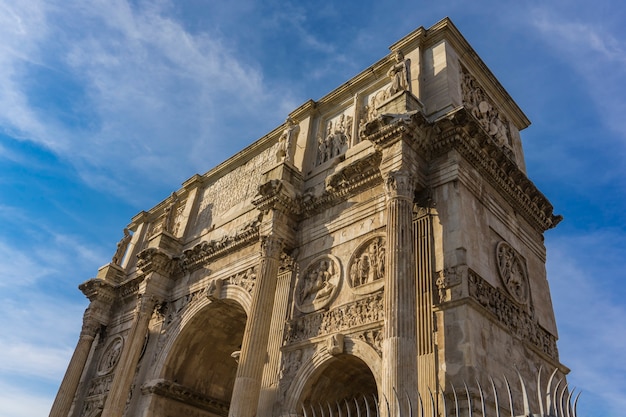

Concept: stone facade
[[50, 18, 567, 417]]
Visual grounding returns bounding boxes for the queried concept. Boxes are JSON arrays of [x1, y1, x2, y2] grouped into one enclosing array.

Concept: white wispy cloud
[[0, 380, 56, 417], [547, 229, 626, 416], [0, 0, 296, 204], [529, 8, 626, 141]]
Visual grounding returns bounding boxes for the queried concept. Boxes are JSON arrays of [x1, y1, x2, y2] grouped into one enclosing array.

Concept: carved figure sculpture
[[387, 50, 410, 95], [163, 192, 179, 234], [277, 117, 300, 163], [112, 228, 131, 265], [296, 257, 340, 312]]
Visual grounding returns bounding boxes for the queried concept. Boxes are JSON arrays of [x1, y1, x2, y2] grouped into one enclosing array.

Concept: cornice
[[141, 379, 229, 417], [178, 219, 261, 273], [433, 107, 562, 232]]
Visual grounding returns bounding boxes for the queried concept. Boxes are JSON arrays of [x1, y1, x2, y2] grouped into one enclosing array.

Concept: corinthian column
[[100, 294, 158, 417], [229, 235, 283, 417], [381, 170, 418, 416], [49, 311, 100, 417]]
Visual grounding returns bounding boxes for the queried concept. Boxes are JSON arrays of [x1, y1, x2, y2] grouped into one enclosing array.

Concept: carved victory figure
[[348, 236, 386, 294], [296, 256, 341, 313]]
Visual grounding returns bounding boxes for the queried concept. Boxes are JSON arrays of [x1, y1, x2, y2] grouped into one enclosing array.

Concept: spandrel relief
[[315, 111, 353, 166], [295, 255, 341, 313], [348, 236, 386, 295], [97, 335, 124, 376]]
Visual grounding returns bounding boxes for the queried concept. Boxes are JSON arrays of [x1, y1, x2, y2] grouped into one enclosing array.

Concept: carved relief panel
[[295, 255, 341, 313], [496, 241, 530, 305], [315, 108, 354, 166], [348, 236, 386, 295], [460, 66, 513, 150]]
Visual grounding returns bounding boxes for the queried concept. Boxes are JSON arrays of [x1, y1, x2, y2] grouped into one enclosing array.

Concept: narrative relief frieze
[[286, 292, 383, 344], [467, 269, 557, 360]]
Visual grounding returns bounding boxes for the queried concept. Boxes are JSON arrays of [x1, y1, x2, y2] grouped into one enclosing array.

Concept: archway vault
[[284, 336, 382, 415], [146, 283, 252, 416]]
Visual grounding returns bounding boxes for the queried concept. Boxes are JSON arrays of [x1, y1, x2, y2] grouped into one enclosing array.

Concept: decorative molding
[[433, 107, 562, 232], [141, 379, 229, 417], [136, 248, 177, 276], [178, 219, 260, 273]]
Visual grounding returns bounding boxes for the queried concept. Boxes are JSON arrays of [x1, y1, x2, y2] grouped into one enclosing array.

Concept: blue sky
[[0, 1, 624, 416]]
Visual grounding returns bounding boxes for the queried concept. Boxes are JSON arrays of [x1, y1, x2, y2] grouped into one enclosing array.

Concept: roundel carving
[[98, 335, 124, 375], [496, 241, 529, 305], [295, 255, 341, 313], [348, 236, 386, 295]]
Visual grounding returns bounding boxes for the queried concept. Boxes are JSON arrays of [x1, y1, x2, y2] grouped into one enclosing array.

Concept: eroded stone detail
[[461, 66, 512, 150], [496, 241, 529, 305], [194, 146, 276, 234], [316, 113, 353, 166], [348, 236, 386, 294], [295, 256, 341, 313], [468, 270, 557, 360], [356, 328, 383, 356], [286, 292, 383, 344], [97, 336, 124, 376]]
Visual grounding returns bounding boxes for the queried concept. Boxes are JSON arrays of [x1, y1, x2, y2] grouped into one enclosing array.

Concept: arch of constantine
[[50, 18, 569, 417]]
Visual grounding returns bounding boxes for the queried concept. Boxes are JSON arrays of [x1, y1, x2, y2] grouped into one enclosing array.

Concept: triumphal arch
[[50, 18, 570, 417]]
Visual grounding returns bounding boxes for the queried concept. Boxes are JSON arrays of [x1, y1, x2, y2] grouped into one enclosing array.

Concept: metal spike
[[372, 393, 380, 417], [451, 384, 460, 417], [503, 375, 514, 417], [319, 403, 326, 417], [546, 368, 559, 416], [438, 384, 448, 417], [354, 397, 362, 417], [515, 368, 531, 416], [463, 382, 473, 417], [428, 387, 435, 417], [345, 399, 351, 417], [328, 401, 334, 417], [311, 403, 318, 417], [362, 395, 370, 417], [302, 404, 309, 417], [537, 365, 545, 417], [393, 388, 401, 417], [476, 378, 486, 417], [566, 387, 575, 417], [558, 383, 568, 417], [572, 391, 582, 417], [383, 394, 391, 417], [553, 379, 563, 417], [405, 389, 414, 417], [417, 390, 425, 417], [489, 376, 501, 417]]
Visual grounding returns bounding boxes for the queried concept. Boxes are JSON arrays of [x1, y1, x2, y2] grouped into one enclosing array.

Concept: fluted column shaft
[[49, 311, 100, 417], [100, 294, 157, 417], [382, 170, 418, 416], [229, 235, 283, 417]]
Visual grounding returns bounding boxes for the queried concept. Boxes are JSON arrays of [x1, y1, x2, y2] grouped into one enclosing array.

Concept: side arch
[[148, 282, 253, 381], [283, 335, 382, 415]]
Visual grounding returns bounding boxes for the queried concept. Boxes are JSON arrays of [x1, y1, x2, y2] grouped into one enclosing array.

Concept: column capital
[[383, 169, 416, 200], [260, 235, 284, 260]]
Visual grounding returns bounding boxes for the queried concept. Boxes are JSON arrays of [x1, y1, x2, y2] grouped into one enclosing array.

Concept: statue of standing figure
[[387, 50, 410, 95], [277, 116, 300, 163], [112, 228, 132, 265]]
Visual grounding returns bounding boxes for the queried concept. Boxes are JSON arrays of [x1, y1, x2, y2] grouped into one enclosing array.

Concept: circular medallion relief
[[98, 335, 124, 375], [496, 241, 529, 305], [348, 236, 386, 295], [295, 255, 341, 313]]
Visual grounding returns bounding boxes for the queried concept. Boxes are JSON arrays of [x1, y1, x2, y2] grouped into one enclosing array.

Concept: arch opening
[[157, 299, 246, 416], [298, 354, 378, 413]]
